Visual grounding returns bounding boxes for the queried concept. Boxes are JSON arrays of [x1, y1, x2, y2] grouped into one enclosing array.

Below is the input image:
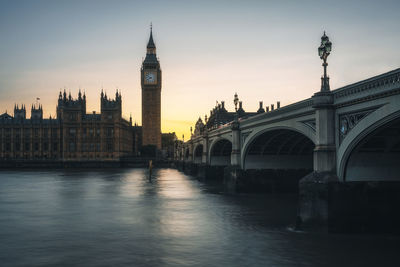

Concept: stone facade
[[0, 90, 136, 161]]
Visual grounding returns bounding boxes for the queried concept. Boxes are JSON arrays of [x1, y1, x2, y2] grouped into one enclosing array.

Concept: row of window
[[66, 154, 115, 159], [1, 127, 118, 139], [68, 142, 114, 152], [1, 141, 116, 153], [66, 113, 114, 121], [1, 154, 59, 159], [0, 142, 58, 152], [0, 128, 58, 138], [68, 128, 114, 137]]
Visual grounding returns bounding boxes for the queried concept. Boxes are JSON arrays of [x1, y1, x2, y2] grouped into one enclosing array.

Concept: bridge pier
[[224, 167, 311, 194], [183, 162, 198, 176], [297, 171, 338, 231], [177, 161, 225, 182], [299, 174, 400, 233], [297, 89, 339, 230], [196, 164, 225, 182]]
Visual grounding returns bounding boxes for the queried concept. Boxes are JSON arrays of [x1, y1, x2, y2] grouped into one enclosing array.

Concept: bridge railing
[[333, 68, 400, 103], [195, 98, 314, 138], [239, 98, 314, 126]]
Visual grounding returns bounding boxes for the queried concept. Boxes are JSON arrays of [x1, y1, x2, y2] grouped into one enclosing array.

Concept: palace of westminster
[[0, 28, 170, 162]]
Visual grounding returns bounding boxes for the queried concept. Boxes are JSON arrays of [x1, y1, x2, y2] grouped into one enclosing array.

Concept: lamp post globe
[[318, 31, 332, 92]]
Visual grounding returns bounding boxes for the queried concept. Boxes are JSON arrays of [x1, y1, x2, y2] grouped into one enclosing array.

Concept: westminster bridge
[[176, 67, 400, 232]]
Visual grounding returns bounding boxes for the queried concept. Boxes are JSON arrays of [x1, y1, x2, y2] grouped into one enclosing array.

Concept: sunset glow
[[1, 0, 399, 139]]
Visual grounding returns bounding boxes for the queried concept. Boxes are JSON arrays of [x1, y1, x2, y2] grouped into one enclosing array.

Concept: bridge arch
[[193, 143, 203, 164], [241, 125, 316, 169], [338, 106, 400, 181], [209, 138, 232, 166]]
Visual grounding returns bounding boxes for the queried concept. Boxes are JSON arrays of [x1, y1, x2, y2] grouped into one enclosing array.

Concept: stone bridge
[[176, 68, 400, 232]]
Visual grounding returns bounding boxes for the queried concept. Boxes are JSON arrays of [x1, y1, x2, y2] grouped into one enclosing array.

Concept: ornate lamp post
[[234, 93, 239, 112], [318, 32, 332, 92]]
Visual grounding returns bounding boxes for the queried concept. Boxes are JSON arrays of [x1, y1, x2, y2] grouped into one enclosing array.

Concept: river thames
[[0, 168, 399, 266]]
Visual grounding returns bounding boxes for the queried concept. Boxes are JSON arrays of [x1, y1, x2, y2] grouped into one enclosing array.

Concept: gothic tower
[[141, 26, 162, 149]]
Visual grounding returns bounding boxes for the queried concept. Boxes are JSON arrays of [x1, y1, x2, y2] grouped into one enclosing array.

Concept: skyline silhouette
[[1, 0, 399, 139]]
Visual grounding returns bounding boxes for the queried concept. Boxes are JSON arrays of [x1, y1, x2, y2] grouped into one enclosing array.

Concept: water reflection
[[0, 168, 399, 266]]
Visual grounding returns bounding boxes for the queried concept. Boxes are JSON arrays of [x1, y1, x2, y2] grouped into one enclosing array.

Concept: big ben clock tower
[[141, 26, 162, 149]]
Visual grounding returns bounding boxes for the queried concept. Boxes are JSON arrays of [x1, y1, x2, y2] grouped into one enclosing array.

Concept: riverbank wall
[[0, 158, 173, 169]]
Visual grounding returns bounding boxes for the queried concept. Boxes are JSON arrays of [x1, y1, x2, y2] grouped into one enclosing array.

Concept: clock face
[[145, 71, 156, 84]]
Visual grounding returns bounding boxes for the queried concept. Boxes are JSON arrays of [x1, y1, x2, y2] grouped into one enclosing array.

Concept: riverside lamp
[[318, 31, 332, 92], [234, 93, 239, 111]]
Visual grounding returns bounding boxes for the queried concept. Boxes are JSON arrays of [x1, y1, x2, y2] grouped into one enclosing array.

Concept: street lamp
[[234, 92, 239, 111], [318, 31, 332, 92]]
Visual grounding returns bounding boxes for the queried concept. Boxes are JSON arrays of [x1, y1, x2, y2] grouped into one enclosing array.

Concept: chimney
[[271, 104, 274, 111], [266, 106, 269, 112], [257, 101, 265, 113], [221, 101, 225, 110], [277, 101, 280, 109], [239, 101, 243, 109]]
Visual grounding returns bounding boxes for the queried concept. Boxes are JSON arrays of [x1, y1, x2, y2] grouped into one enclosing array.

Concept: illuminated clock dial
[[145, 72, 155, 83]]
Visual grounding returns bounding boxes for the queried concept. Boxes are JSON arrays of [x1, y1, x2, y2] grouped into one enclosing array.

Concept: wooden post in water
[[149, 160, 153, 181]]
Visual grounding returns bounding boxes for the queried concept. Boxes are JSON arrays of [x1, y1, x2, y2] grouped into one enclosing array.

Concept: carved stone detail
[[334, 71, 400, 99], [302, 120, 316, 131], [339, 109, 375, 143], [241, 131, 251, 144]]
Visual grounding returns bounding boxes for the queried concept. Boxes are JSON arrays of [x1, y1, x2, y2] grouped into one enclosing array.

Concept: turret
[[31, 104, 43, 120], [101, 89, 122, 120], [14, 104, 26, 120], [56, 90, 86, 120], [142, 24, 160, 67], [146, 23, 156, 55]]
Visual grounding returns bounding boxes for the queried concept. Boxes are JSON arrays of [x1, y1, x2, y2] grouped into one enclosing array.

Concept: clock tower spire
[[147, 23, 156, 54], [141, 25, 162, 150]]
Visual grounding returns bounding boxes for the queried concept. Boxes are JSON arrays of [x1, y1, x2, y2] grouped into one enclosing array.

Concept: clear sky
[[0, 0, 399, 139]]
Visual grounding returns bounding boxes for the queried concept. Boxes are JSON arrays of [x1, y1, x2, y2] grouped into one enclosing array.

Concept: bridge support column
[[197, 165, 225, 182], [184, 142, 194, 176], [230, 116, 241, 166], [223, 116, 243, 192], [196, 132, 211, 180], [313, 91, 336, 173], [201, 132, 208, 165], [298, 90, 340, 231]]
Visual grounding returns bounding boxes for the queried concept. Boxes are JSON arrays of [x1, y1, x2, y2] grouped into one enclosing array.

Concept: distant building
[[190, 99, 272, 141], [162, 132, 177, 159], [0, 90, 137, 161], [203, 100, 258, 131]]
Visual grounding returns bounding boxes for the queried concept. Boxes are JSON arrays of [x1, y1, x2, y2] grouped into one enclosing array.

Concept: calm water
[[0, 168, 399, 267]]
